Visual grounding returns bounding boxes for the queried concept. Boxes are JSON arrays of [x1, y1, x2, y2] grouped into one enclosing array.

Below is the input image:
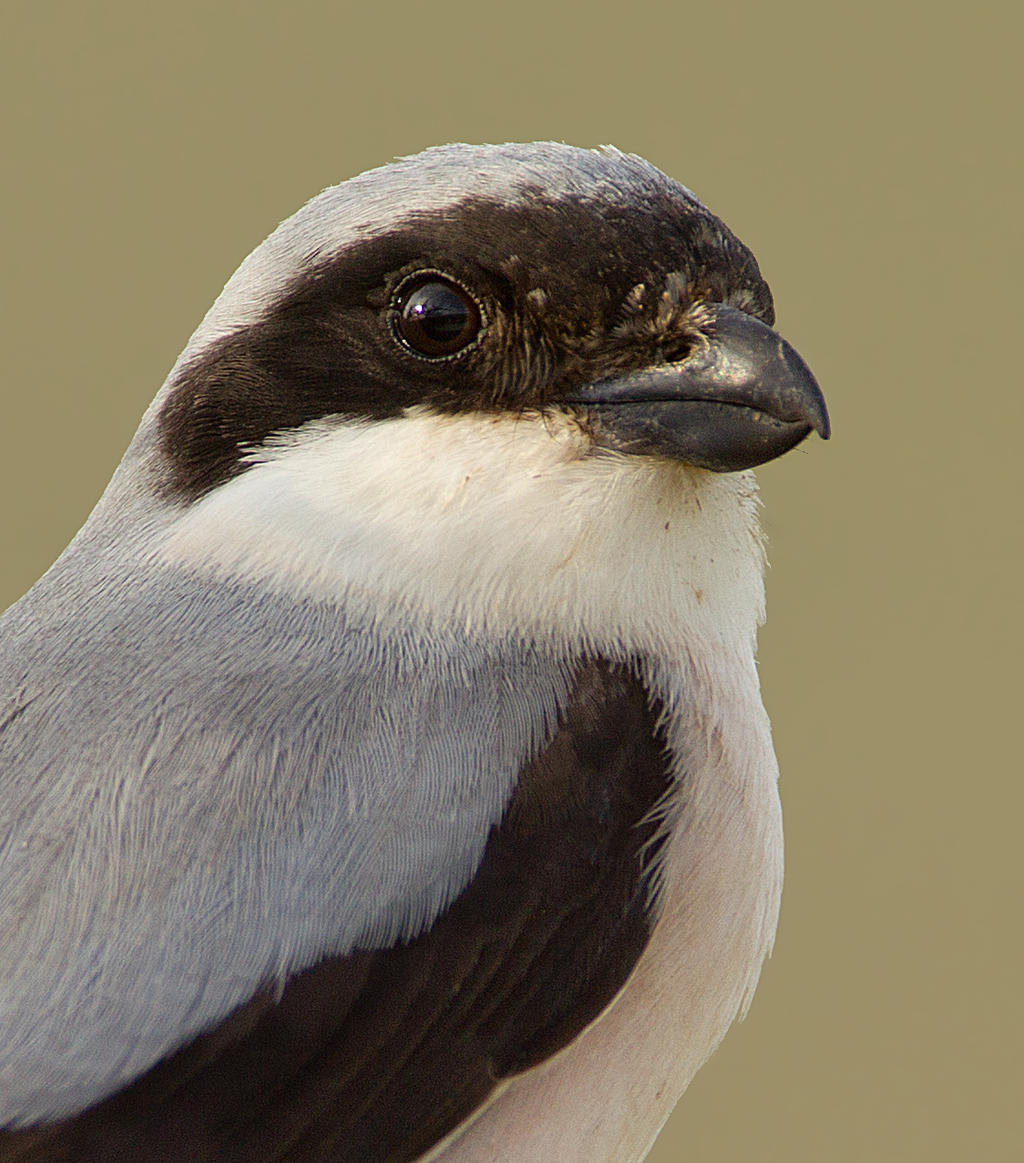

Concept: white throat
[[160, 407, 767, 664]]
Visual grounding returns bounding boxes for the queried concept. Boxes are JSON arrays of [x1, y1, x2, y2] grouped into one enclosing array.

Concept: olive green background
[[2, 2, 1019, 1159]]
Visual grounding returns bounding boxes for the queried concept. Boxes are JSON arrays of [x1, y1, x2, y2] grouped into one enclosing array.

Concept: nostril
[[657, 333, 700, 365]]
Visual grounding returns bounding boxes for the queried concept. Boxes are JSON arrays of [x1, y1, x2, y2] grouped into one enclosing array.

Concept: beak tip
[[777, 336, 829, 443]]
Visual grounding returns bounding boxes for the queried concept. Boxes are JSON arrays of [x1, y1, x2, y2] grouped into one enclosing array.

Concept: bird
[[0, 142, 828, 1162]]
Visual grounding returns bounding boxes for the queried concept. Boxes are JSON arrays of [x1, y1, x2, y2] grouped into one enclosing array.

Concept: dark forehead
[[309, 179, 771, 322]]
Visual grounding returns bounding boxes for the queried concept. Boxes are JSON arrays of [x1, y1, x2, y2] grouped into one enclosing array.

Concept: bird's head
[[152, 142, 827, 504], [88, 143, 831, 645]]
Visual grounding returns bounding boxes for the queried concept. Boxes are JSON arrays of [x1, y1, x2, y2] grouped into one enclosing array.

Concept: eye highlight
[[391, 273, 483, 359]]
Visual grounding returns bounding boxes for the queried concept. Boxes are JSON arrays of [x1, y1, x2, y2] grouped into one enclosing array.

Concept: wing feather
[[0, 658, 675, 1162]]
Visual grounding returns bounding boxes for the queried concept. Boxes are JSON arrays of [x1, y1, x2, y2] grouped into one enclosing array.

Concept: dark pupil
[[400, 281, 475, 354]]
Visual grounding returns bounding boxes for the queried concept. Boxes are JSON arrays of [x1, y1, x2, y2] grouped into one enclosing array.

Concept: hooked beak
[[561, 304, 829, 472]]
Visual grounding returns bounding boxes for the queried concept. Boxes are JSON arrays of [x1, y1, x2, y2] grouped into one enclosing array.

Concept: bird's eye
[[391, 274, 482, 359]]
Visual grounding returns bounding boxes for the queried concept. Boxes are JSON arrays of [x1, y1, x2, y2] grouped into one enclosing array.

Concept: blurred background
[[2, 2, 1020, 1159]]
